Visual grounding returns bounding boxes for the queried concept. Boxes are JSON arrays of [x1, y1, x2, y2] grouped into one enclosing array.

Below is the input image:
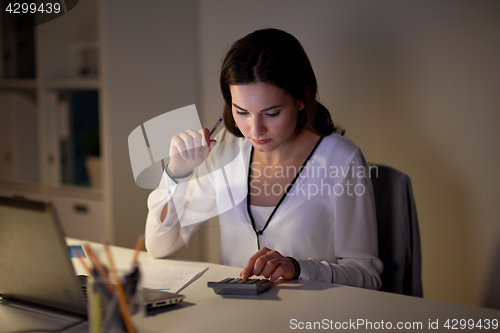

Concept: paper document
[[118, 264, 208, 293]]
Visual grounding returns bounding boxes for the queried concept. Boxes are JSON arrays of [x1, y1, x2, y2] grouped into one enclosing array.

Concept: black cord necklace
[[246, 137, 324, 250]]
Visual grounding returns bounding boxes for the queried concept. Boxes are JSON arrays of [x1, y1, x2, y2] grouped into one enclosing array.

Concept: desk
[[2, 239, 499, 332]]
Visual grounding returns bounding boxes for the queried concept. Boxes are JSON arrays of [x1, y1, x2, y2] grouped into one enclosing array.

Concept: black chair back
[[370, 164, 423, 297]]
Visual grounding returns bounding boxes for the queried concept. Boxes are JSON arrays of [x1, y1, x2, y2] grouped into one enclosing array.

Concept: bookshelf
[[1, 1, 201, 255], [0, 0, 106, 242]]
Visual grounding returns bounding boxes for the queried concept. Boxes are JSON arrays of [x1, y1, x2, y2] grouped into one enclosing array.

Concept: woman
[[145, 28, 383, 289]]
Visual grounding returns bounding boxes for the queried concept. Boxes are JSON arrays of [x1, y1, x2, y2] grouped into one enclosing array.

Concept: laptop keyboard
[[77, 275, 88, 301]]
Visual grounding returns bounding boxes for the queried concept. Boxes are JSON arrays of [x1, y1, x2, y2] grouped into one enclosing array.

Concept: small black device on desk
[[207, 278, 272, 295]]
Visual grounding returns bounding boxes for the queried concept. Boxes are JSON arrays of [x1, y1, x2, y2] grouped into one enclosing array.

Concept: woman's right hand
[[166, 128, 217, 178]]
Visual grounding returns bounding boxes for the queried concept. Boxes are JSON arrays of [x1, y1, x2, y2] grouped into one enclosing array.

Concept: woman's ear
[[297, 100, 305, 111], [297, 86, 310, 110]]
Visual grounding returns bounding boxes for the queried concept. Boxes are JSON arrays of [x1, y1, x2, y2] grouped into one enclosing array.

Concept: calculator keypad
[[207, 277, 272, 295]]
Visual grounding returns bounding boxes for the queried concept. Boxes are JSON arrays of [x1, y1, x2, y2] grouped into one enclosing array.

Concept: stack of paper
[[118, 264, 208, 293]]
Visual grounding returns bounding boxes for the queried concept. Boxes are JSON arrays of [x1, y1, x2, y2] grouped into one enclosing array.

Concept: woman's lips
[[252, 138, 271, 145]]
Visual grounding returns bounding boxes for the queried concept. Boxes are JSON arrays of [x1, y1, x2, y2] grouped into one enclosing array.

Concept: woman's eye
[[234, 110, 279, 117]]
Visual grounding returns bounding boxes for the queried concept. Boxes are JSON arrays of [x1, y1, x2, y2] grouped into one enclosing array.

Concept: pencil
[[130, 235, 145, 267], [199, 118, 222, 151], [104, 243, 136, 333], [83, 244, 112, 292]]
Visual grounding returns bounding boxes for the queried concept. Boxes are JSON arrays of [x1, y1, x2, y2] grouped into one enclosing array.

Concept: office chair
[[369, 164, 423, 297]]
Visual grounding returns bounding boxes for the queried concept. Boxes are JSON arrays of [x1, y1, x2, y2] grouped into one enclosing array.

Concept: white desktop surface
[[1, 239, 499, 332]]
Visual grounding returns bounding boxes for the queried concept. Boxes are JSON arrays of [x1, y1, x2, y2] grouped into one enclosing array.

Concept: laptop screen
[[0, 197, 87, 316]]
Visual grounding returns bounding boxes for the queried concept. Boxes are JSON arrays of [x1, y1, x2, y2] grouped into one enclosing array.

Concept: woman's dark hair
[[220, 28, 344, 137]]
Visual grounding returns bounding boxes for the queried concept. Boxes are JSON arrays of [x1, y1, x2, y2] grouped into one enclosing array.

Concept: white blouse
[[249, 205, 274, 231], [145, 129, 383, 289]]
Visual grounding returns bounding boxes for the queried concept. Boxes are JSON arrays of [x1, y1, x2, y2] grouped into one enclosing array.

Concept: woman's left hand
[[240, 247, 297, 282]]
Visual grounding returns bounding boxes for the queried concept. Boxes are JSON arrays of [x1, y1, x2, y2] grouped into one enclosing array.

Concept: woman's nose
[[251, 117, 266, 137]]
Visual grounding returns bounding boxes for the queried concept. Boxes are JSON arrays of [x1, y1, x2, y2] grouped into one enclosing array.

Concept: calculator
[[207, 277, 273, 295]]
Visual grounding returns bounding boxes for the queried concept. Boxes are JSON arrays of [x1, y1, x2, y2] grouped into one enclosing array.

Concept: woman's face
[[230, 82, 304, 153]]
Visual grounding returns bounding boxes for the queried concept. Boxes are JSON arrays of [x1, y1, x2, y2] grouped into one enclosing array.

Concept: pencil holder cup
[[88, 265, 144, 333]]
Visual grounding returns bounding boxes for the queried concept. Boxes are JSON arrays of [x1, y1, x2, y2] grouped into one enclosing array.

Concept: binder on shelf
[[59, 98, 73, 185], [0, 91, 39, 182], [62, 90, 100, 187]]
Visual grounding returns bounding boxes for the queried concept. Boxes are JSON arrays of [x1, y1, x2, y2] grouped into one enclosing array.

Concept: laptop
[[0, 196, 185, 318]]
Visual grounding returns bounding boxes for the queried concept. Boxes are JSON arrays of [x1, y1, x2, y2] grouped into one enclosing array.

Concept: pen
[[199, 118, 222, 151]]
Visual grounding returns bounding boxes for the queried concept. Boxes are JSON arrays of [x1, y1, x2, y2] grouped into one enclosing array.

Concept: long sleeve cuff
[[295, 258, 331, 282], [293, 257, 382, 290], [154, 169, 192, 227]]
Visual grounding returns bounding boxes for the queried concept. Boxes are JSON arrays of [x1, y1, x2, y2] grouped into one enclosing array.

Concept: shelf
[[0, 181, 102, 201], [40, 79, 101, 90], [0, 79, 101, 90], [0, 79, 37, 89], [46, 184, 103, 201], [0, 180, 42, 194]]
